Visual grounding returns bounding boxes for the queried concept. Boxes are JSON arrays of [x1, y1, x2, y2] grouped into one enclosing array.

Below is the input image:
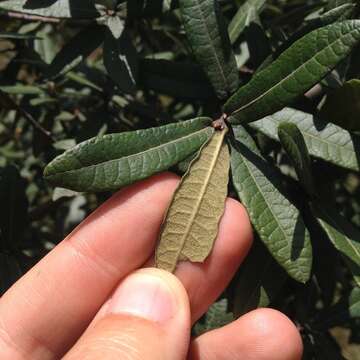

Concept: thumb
[[64, 268, 191, 360]]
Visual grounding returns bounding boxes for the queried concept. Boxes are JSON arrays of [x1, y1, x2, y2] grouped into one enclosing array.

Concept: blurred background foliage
[[0, 0, 360, 358]]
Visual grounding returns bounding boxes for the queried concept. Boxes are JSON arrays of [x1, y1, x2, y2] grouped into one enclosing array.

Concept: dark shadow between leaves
[[24, 0, 59, 9]]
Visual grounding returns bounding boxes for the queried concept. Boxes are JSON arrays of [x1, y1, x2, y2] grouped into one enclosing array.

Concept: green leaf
[[224, 20, 360, 124], [311, 202, 360, 287], [44, 117, 213, 192], [0, 165, 28, 251], [251, 107, 360, 172], [156, 128, 230, 272], [230, 126, 312, 283], [228, 0, 266, 44], [278, 122, 315, 196], [321, 79, 360, 131], [44, 24, 105, 79], [233, 238, 288, 317], [193, 299, 233, 336], [0, 84, 44, 95], [103, 30, 138, 93], [0, 0, 99, 18], [179, 0, 239, 99]]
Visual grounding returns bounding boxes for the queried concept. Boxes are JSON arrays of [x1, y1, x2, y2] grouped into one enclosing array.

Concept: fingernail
[[107, 272, 176, 324]]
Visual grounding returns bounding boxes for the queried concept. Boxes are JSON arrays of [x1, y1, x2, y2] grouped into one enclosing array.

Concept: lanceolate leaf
[[230, 126, 312, 283], [44, 117, 214, 192], [233, 238, 288, 317], [224, 20, 360, 124], [228, 0, 266, 44], [278, 122, 315, 196], [0, 0, 99, 18], [251, 108, 360, 172], [311, 202, 360, 287], [179, 0, 239, 99], [156, 128, 230, 272], [44, 24, 105, 79]]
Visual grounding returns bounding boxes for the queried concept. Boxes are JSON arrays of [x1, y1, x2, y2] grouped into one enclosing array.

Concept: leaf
[[103, 30, 138, 93], [156, 128, 230, 272], [179, 0, 239, 99], [251, 107, 360, 172], [193, 299, 233, 336], [311, 202, 360, 287], [43, 24, 105, 79], [228, 0, 266, 44], [0, 84, 44, 95], [0, 165, 28, 251], [321, 79, 360, 131], [224, 20, 360, 124], [278, 122, 316, 196], [44, 117, 214, 192], [230, 126, 312, 283], [0, 0, 99, 18], [233, 238, 288, 317], [139, 59, 215, 99]]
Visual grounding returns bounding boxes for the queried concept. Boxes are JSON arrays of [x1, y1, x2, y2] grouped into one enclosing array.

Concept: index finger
[[0, 173, 179, 360]]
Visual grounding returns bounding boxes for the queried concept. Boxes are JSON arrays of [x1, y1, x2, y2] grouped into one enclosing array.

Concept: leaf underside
[[224, 20, 360, 124], [251, 107, 360, 172], [156, 129, 230, 272], [44, 117, 213, 192], [230, 126, 312, 283]]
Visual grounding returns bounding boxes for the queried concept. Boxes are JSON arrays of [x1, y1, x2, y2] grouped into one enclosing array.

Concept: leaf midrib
[[174, 130, 226, 265], [318, 206, 360, 259], [230, 24, 357, 116], [192, 0, 228, 90], [46, 127, 213, 178], [236, 146, 294, 262]]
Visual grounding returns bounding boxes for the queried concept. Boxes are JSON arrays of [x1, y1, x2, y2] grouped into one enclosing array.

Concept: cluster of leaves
[[1, 0, 360, 357]]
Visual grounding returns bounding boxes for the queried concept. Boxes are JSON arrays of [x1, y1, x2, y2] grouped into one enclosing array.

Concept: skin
[[0, 172, 303, 360]]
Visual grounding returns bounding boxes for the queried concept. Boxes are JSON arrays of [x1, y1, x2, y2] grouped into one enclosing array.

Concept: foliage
[[1, 0, 360, 357]]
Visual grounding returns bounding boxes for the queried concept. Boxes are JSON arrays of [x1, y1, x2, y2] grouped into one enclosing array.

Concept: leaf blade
[[156, 128, 230, 272], [311, 202, 360, 286], [230, 126, 312, 283], [179, 0, 239, 99], [224, 20, 360, 123], [44, 117, 214, 192], [251, 107, 360, 172]]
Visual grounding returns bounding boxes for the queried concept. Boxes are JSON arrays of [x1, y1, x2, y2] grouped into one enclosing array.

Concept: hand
[[0, 173, 303, 360]]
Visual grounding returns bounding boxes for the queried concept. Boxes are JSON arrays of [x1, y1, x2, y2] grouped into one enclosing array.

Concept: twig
[[6, 12, 60, 23], [0, 90, 55, 141]]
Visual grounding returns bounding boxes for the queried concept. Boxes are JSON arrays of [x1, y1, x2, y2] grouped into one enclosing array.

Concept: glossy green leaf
[[156, 129, 230, 272], [233, 238, 288, 317], [44, 24, 105, 79], [44, 117, 214, 192], [224, 20, 360, 124], [321, 79, 360, 131], [311, 202, 360, 287], [179, 0, 239, 99], [228, 0, 266, 44], [278, 122, 315, 196], [0, 0, 99, 18], [230, 126, 312, 283], [251, 107, 360, 172]]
